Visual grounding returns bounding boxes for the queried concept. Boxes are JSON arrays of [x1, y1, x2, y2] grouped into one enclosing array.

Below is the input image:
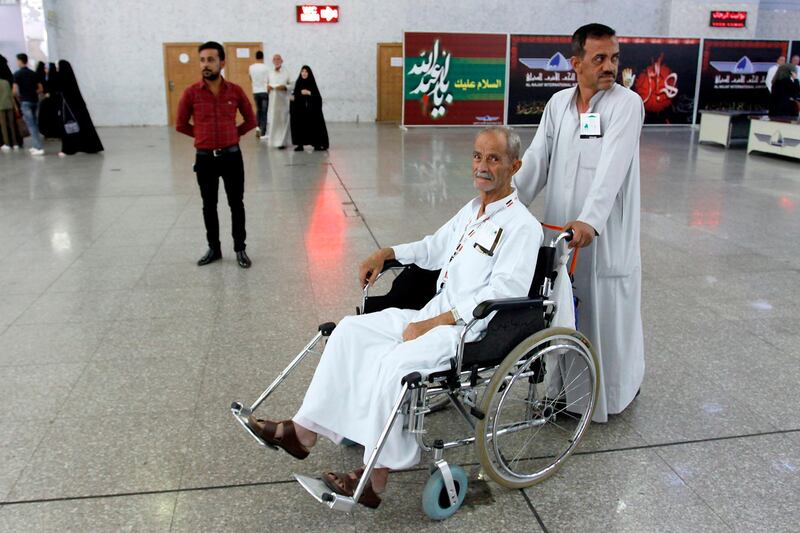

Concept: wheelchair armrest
[[381, 259, 407, 273], [472, 297, 543, 319]]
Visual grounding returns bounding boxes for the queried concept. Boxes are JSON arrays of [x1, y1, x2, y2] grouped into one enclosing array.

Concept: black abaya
[[57, 60, 103, 154], [290, 65, 329, 150], [38, 63, 63, 139]]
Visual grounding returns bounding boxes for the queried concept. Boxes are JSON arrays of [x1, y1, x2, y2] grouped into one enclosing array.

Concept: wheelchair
[[230, 230, 599, 520]]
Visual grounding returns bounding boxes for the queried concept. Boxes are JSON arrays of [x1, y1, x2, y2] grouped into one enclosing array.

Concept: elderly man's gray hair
[[478, 126, 522, 161]]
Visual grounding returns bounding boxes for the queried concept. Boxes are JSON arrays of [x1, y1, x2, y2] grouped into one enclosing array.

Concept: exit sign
[[710, 10, 747, 28], [297, 5, 339, 23]]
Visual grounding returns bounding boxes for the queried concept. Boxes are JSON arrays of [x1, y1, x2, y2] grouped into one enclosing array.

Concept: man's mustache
[[475, 171, 493, 180]]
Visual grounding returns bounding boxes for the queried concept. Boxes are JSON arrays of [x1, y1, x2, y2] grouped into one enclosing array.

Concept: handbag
[[14, 102, 30, 138], [62, 99, 80, 135]]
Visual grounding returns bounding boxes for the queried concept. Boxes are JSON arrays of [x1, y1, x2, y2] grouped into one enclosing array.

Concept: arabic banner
[[404, 32, 507, 126], [508, 35, 700, 125], [617, 37, 700, 125], [507, 35, 574, 125], [698, 39, 789, 113]]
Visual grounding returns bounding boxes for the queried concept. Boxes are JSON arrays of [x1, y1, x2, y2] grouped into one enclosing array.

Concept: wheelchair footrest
[[230, 401, 279, 451], [294, 473, 356, 512]]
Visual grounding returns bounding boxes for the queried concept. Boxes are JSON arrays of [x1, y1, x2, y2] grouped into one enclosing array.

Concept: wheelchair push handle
[[551, 229, 574, 247]]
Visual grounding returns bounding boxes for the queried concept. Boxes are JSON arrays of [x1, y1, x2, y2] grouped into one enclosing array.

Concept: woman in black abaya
[[58, 60, 103, 155], [38, 62, 63, 139], [290, 65, 329, 151]]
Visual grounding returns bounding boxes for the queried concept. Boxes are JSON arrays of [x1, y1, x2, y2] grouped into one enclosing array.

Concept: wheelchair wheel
[[476, 327, 598, 489], [421, 465, 468, 520]]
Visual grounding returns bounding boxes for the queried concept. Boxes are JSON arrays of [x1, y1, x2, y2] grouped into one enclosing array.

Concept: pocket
[[222, 100, 238, 122], [595, 192, 632, 277], [578, 137, 602, 170]]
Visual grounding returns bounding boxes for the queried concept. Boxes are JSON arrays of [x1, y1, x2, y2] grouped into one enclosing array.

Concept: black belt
[[197, 145, 240, 157]]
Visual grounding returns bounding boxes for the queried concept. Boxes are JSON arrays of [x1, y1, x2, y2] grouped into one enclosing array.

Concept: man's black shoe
[[197, 249, 222, 266], [236, 250, 252, 269]]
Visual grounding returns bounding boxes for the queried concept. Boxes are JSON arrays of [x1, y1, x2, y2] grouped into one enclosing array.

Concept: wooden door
[[377, 43, 403, 122], [223, 42, 264, 114], [163, 42, 202, 126]]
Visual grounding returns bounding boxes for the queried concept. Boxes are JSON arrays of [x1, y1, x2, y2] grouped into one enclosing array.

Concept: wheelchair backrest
[[362, 264, 440, 314], [530, 246, 556, 297], [364, 243, 559, 315]]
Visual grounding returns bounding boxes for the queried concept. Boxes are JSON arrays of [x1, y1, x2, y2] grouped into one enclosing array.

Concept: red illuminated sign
[[709, 11, 747, 28], [296, 5, 339, 23]]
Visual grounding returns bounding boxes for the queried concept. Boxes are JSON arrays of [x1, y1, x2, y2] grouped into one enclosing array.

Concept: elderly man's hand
[[402, 321, 431, 342], [564, 220, 597, 248], [402, 311, 457, 342], [358, 247, 395, 288]]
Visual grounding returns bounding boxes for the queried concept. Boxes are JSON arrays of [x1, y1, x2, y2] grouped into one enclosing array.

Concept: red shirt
[[176, 78, 256, 149]]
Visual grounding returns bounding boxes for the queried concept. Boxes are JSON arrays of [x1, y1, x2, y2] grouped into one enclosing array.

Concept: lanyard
[[439, 196, 515, 291]]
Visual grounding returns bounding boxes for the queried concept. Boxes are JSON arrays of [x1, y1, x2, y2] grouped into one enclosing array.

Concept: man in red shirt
[[176, 41, 256, 268]]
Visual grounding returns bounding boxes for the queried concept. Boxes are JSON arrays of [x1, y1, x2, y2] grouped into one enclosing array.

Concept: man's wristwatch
[[451, 307, 465, 325]]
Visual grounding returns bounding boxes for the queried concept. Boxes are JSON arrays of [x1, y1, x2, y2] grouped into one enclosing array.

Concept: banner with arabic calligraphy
[[404, 32, 507, 126], [617, 37, 700, 125], [507, 35, 700, 125], [698, 39, 789, 113]]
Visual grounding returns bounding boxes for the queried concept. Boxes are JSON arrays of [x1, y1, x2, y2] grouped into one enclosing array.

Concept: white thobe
[[267, 68, 292, 147], [765, 64, 778, 92], [513, 83, 645, 422], [295, 190, 543, 469]]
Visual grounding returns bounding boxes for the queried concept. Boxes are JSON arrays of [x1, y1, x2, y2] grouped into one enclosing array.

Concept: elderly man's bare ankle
[[292, 422, 318, 448]]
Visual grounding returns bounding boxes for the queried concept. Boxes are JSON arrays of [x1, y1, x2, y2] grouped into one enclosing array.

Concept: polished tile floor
[[0, 124, 798, 532]]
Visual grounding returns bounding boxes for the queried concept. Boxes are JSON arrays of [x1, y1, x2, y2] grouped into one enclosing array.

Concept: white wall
[[43, 0, 670, 126], [756, 5, 800, 39], [42, 0, 796, 127], [0, 4, 26, 63]]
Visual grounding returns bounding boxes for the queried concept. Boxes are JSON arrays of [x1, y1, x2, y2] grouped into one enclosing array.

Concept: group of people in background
[[248, 51, 329, 151], [0, 53, 103, 156], [765, 54, 800, 118]]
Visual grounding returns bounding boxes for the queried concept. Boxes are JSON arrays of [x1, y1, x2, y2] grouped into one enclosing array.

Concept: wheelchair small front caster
[[421, 464, 468, 520], [340, 438, 358, 447]]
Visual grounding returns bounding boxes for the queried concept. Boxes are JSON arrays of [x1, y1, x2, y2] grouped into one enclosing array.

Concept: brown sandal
[[322, 468, 382, 509], [246, 416, 309, 460]]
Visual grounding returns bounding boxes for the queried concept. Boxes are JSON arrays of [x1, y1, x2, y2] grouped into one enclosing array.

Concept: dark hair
[[256, 50, 264, 60], [198, 41, 225, 61], [16, 53, 28, 65], [35, 61, 45, 82], [0, 55, 13, 84], [773, 64, 795, 87], [571, 23, 616, 58]]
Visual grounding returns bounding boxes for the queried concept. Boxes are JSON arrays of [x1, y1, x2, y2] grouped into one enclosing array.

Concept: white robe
[[513, 83, 645, 422], [295, 190, 543, 469], [267, 68, 292, 147]]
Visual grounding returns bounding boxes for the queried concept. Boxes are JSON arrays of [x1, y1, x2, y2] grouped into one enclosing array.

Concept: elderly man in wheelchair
[[231, 126, 599, 520]]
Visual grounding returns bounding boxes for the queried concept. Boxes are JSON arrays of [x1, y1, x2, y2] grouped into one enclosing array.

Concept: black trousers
[[254, 93, 269, 134], [194, 150, 247, 252]]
